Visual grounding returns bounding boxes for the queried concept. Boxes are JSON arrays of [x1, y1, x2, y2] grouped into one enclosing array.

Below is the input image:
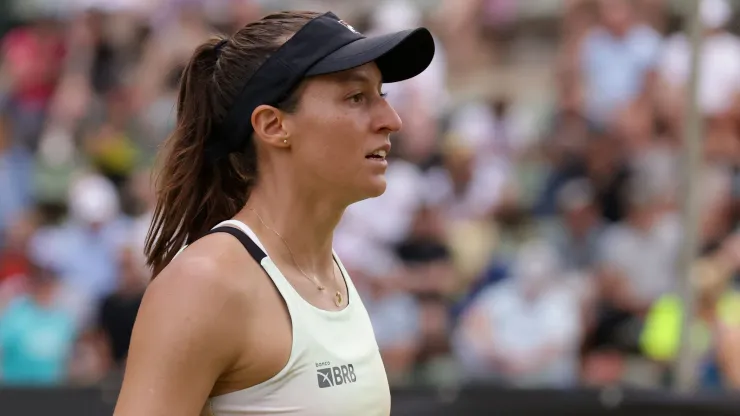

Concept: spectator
[[94, 246, 145, 378], [542, 177, 605, 272], [0, 17, 66, 150], [658, 0, 740, 162], [427, 139, 511, 222], [589, 177, 681, 358], [31, 173, 130, 308], [0, 212, 38, 290], [394, 205, 458, 373], [0, 114, 35, 246], [659, 0, 740, 120], [0, 244, 79, 385], [579, 0, 662, 128], [453, 241, 583, 387]]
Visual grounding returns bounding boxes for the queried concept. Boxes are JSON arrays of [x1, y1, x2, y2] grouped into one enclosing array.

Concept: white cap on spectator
[[701, 0, 732, 29], [68, 173, 120, 225]]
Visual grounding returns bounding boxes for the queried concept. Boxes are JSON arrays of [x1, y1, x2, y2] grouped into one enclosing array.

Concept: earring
[[283, 139, 288, 144]]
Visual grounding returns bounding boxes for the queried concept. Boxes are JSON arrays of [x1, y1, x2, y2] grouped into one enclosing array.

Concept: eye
[[348, 93, 365, 104]]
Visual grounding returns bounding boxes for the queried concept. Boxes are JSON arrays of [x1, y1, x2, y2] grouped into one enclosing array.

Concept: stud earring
[[283, 139, 288, 144]]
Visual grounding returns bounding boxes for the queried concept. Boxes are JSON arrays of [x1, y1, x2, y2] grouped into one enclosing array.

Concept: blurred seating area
[[1, 0, 740, 394]]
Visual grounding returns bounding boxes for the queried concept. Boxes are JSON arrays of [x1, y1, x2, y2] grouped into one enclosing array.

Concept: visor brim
[[305, 28, 435, 83]]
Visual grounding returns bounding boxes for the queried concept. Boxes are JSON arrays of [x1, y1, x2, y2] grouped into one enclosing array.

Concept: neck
[[235, 181, 346, 276]]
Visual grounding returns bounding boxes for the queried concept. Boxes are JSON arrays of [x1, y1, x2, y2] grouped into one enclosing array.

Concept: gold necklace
[[247, 207, 344, 307]]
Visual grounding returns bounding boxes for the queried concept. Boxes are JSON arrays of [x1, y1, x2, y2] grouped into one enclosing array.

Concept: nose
[[374, 97, 403, 134]]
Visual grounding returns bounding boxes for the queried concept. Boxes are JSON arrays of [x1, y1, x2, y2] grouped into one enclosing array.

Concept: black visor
[[305, 25, 434, 83], [207, 11, 435, 161]]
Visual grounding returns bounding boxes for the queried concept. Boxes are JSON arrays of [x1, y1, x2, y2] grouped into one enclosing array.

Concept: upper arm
[[113, 257, 244, 416]]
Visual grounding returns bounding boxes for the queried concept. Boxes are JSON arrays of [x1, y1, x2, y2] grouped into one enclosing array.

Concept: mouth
[[365, 146, 389, 163], [365, 149, 387, 161]]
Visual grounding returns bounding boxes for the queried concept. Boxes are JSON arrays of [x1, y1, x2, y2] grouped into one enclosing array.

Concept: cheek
[[298, 111, 365, 176], [309, 137, 364, 184]]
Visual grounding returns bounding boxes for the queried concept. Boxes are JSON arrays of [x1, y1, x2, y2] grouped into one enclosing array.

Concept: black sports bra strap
[[206, 226, 267, 264]]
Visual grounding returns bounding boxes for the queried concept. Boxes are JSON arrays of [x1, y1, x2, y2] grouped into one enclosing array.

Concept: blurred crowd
[[2, 0, 740, 393]]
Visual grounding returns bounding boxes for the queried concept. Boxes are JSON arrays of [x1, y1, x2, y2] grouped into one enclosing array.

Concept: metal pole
[[673, 0, 704, 393]]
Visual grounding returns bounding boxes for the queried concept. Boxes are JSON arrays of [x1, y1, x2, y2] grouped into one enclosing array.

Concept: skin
[[113, 62, 402, 416]]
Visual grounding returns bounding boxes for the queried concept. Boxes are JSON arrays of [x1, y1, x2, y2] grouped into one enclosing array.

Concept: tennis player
[[113, 10, 435, 416]]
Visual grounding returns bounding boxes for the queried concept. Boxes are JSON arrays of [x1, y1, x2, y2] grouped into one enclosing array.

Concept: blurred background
[[2, 0, 740, 413]]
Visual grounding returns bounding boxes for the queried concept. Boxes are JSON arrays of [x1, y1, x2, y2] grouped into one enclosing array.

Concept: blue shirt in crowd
[[0, 296, 77, 385]]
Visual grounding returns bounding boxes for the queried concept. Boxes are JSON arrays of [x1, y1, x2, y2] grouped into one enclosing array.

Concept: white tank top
[[200, 220, 391, 416]]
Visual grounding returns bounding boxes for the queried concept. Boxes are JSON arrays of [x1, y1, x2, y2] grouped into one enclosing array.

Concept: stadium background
[[1, 0, 740, 414]]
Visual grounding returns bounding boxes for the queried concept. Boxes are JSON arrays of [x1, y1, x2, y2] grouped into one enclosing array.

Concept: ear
[[251, 104, 290, 148]]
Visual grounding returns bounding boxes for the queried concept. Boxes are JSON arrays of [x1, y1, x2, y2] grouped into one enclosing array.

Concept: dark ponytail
[[145, 11, 321, 277]]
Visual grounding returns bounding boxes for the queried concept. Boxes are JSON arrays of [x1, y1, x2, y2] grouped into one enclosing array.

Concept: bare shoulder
[[114, 233, 265, 416], [151, 231, 264, 298], [137, 232, 266, 355]]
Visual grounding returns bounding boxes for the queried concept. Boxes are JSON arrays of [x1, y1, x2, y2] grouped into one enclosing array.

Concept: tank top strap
[[210, 220, 303, 307], [206, 226, 266, 265]]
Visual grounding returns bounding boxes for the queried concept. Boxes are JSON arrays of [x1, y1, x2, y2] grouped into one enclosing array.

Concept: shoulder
[[136, 231, 267, 354], [146, 231, 263, 317], [115, 231, 282, 414], [166, 229, 266, 282]]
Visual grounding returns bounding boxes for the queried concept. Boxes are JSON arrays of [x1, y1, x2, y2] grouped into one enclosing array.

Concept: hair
[[145, 11, 322, 277]]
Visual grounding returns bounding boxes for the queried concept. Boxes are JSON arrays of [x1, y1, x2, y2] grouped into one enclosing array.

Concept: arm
[[113, 256, 243, 416]]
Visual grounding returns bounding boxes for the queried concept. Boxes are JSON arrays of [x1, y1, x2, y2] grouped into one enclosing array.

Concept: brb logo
[[316, 361, 357, 388]]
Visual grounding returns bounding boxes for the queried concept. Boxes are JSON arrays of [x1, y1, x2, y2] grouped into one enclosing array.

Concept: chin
[[350, 176, 387, 202]]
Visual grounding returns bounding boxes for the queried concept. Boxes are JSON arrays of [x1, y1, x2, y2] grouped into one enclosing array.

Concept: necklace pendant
[[334, 291, 343, 307]]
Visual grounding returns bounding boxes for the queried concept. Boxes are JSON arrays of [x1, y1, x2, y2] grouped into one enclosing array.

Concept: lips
[[365, 149, 387, 160], [365, 142, 391, 162]]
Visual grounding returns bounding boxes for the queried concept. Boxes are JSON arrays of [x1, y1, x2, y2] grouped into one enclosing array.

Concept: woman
[[113, 10, 434, 416]]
